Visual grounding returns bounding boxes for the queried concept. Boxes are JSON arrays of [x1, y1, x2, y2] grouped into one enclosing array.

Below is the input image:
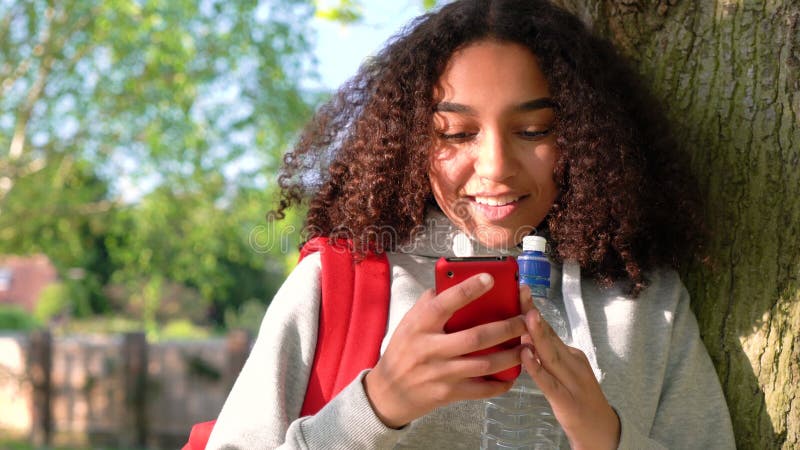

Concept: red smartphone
[[435, 256, 521, 381]]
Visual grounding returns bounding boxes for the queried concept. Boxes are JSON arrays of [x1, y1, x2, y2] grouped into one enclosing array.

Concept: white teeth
[[473, 195, 521, 206]]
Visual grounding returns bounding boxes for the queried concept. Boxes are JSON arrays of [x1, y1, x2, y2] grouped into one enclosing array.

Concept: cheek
[[428, 165, 448, 209], [429, 155, 468, 198], [529, 145, 558, 184]]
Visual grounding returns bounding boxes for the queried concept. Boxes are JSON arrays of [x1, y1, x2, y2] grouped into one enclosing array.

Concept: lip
[[468, 191, 525, 198], [468, 192, 527, 204], [467, 194, 529, 221]]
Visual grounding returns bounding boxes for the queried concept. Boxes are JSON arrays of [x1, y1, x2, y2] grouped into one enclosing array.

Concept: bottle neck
[[518, 251, 551, 294], [521, 249, 546, 256]]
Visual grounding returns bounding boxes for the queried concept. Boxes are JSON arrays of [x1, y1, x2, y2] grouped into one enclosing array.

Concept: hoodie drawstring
[[562, 259, 603, 382]]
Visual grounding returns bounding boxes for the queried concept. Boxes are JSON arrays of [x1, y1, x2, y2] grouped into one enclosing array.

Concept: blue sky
[[306, 1, 427, 91]]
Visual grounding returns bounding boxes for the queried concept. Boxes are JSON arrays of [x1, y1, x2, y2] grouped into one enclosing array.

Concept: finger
[[443, 316, 527, 356], [424, 273, 494, 329], [400, 288, 437, 332], [451, 378, 515, 402], [519, 285, 534, 347], [563, 345, 600, 387], [417, 288, 437, 303], [446, 346, 523, 379], [524, 308, 574, 380], [521, 345, 568, 403], [518, 284, 533, 314], [520, 329, 533, 347]]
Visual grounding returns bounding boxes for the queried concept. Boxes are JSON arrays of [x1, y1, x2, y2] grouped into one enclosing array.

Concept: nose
[[473, 130, 518, 182]]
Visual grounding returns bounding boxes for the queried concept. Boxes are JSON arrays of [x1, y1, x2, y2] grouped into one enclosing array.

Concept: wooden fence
[[0, 329, 252, 449]]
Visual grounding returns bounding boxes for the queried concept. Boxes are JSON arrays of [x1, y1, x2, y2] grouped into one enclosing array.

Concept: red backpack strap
[[299, 237, 390, 416], [182, 237, 390, 448], [182, 420, 215, 450]]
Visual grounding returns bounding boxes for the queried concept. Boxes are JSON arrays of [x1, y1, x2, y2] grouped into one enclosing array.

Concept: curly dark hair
[[273, 0, 704, 295]]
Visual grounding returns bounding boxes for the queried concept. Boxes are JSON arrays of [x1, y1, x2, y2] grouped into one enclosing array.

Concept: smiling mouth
[[470, 194, 528, 206], [464, 194, 529, 221]]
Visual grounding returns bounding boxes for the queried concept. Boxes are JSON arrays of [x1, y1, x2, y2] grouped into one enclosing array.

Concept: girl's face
[[429, 40, 559, 249]]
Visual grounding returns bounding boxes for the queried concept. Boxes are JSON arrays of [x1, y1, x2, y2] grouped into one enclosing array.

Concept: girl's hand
[[363, 273, 528, 428], [519, 294, 620, 450]]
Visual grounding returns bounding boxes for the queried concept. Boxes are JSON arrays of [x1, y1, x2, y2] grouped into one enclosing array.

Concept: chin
[[470, 219, 539, 249], [470, 228, 520, 250]]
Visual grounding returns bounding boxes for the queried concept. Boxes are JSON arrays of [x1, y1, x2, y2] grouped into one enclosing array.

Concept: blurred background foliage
[[0, 0, 436, 337]]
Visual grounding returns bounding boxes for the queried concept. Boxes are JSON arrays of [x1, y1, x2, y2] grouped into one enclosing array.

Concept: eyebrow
[[434, 97, 558, 114], [517, 98, 558, 111]]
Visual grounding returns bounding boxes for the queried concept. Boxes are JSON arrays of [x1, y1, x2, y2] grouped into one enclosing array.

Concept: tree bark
[[551, 1, 800, 448]]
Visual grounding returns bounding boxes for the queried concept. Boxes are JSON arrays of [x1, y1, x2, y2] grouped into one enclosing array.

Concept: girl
[[206, 1, 735, 448]]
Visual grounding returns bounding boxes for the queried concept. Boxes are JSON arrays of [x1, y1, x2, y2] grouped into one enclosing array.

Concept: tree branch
[[0, 3, 24, 79], [8, 3, 92, 160], [4, 4, 96, 206], [8, 4, 56, 161]]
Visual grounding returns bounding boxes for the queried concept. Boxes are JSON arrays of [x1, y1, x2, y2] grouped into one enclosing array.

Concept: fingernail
[[525, 347, 535, 361], [478, 273, 493, 286], [527, 309, 541, 325]]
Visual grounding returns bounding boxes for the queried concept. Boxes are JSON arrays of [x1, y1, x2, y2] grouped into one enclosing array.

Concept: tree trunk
[[552, 1, 800, 448]]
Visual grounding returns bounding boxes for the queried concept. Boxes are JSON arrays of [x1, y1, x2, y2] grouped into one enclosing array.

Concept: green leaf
[[0, 0, 318, 325], [313, 0, 363, 24]]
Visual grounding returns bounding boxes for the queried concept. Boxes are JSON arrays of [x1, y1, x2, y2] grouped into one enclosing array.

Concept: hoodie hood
[[397, 208, 604, 382]]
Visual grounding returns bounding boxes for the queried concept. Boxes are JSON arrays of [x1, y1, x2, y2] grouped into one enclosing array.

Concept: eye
[[438, 131, 477, 142], [518, 128, 551, 140]]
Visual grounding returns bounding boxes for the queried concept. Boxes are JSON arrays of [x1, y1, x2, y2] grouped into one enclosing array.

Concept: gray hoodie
[[207, 212, 735, 449]]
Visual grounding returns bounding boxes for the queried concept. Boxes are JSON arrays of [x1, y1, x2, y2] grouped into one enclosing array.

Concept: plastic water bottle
[[517, 236, 569, 343], [481, 235, 569, 449]]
